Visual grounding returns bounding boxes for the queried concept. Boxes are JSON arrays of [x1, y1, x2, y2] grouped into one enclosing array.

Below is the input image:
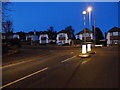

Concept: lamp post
[[82, 11, 87, 54], [87, 6, 96, 54], [87, 7, 92, 52], [87, 6, 92, 30], [79, 11, 91, 58], [83, 11, 87, 45]]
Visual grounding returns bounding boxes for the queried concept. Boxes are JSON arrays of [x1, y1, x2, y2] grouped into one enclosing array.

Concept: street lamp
[[79, 11, 91, 58], [82, 11, 87, 45], [87, 6, 92, 29], [87, 6, 96, 54]]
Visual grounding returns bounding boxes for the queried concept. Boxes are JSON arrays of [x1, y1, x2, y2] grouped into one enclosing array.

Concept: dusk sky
[[8, 2, 118, 35]]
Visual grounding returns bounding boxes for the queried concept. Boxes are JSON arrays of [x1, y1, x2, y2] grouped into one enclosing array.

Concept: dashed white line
[[81, 60, 88, 64], [0, 67, 48, 89], [61, 56, 76, 63], [70, 52, 74, 54]]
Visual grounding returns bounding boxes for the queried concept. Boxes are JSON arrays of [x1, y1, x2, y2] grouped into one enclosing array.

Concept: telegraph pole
[[94, 18, 96, 45]]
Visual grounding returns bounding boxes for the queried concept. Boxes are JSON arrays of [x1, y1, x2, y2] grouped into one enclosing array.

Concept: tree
[[47, 26, 57, 41], [65, 25, 74, 34], [17, 31, 26, 40], [2, 2, 13, 39], [2, 20, 13, 39], [2, 2, 11, 21], [65, 25, 75, 40], [94, 27, 104, 44]]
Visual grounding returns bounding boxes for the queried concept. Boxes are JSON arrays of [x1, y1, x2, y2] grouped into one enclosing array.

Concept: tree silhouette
[[2, 2, 13, 39], [94, 27, 104, 44], [65, 26, 74, 34], [65, 26, 75, 40], [2, 20, 13, 39], [17, 31, 26, 40], [47, 26, 57, 41]]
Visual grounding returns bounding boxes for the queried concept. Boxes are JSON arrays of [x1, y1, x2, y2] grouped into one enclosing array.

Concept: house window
[[83, 33, 90, 37], [60, 34, 65, 37], [59, 37, 65, 40], [41, 37, 46, 40], [113, 40, 118, 44], [111, 40, 118, 44], [111, 32, 118, 36]]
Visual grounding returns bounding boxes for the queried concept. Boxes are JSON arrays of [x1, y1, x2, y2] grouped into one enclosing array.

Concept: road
[[1, 46, 119, 88]]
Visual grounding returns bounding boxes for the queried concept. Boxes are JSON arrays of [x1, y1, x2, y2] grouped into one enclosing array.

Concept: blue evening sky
[[8, 2, 118, 34]]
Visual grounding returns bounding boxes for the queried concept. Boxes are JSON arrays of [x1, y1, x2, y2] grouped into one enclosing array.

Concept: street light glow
[[87, 7, 92, 12], [82, 11, 86, 15]]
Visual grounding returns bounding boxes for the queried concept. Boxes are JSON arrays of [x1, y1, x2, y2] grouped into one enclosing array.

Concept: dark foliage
[[2, 39, 21, 54], [47, 26, 57, 40]]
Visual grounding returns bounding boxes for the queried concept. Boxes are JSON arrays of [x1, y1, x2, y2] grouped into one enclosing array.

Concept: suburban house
[[39, 31, 57, 44], [26, 30, 38, 41], [75, 28, 93, 42], [1, 33, 19, 39], [13, 33, 20, 39], [106, 27, 120, 45], [56, 30, 75, 45], [39, 31, 49, 44]]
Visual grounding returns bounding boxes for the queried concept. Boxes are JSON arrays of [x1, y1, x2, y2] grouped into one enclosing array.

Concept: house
[[75, 28, 93, 42], [26, 30, 38, 41], [13, 33, 20, 39], [106, 27, 120, 46], [1, 32, 14, 39], [39, 31, 49, 44], [56, 30, 75, 45]]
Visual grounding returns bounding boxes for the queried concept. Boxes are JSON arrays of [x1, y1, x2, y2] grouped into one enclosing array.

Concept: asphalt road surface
[[1, 46, 119, 88]]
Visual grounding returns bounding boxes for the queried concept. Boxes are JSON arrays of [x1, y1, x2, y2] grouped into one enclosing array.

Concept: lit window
[[112, 32, 118, 36], [83, 33, 90, 37]]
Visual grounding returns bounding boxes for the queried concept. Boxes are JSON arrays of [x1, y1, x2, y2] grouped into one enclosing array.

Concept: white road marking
[[1, 55, 45, 69], [1, 60, 31, 69], [81, 60, 88, 64], [61, 56, 76, 63], [0, 67, 48, 89]]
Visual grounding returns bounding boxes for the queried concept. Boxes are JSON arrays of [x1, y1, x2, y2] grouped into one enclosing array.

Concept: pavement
[[1, 45, 119, 88]]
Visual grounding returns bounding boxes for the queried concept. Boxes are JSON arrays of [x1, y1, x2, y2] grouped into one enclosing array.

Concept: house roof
[[37, 31, 48, 35], [57, 30, 68, 34], [108, 27, 120, 32], [58, 30, 75, 39], [76, 28, 93, 35]]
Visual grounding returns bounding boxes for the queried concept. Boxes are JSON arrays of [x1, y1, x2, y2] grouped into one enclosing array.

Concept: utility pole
[[94, 18, 96, 45]]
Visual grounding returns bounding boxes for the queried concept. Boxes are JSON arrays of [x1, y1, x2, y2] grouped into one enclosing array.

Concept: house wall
[[39, 34, 49, 44], [75, 33, 93, 40], [26, 35, 34, 41], [26, 35, 38, 41], [75, 34, 82, 40], [107, 32, 120, 45], [56, 33, 71, 44], [106, 32, 110, 45], [13, 35, 20, 39], [90, 33, 93, 39]]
